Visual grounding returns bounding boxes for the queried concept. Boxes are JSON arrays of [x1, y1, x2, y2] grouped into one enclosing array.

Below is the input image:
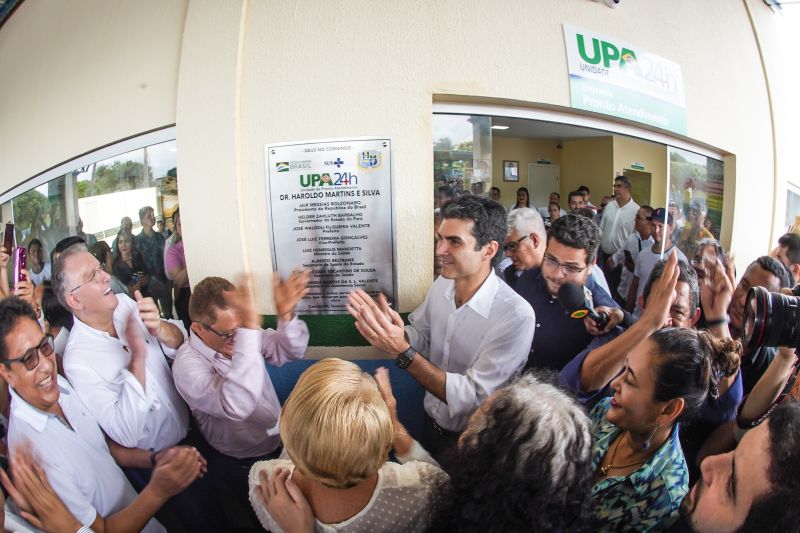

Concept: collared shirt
[[612, 232, 653, 300], [63, 293, 190, 449], [599, 199, 640, 255], [7, 376, 164, 532], [406, 274, 535, 432], [589, 397, 688, 532], [172, 319, 309, 459], [513, 268, 618, 372], [134, 230, 166, 280]]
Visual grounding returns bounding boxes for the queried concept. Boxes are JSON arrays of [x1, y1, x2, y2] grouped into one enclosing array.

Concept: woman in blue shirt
[[590, 327, 741, 532]]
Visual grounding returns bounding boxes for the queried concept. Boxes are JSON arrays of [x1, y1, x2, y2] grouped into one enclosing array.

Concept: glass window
[[786, 184, 800, 229], [668, 146, 724, 259]]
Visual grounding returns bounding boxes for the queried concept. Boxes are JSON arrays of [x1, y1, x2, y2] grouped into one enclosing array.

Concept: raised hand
[[149, 446, 204, 500], [224, 274, 260, 330], [640, 249, 680, 329], [273, 269, 310, 322], [134, 290, 162, 337], [347, 290, 407, 355], [259, 468, 314, 533]]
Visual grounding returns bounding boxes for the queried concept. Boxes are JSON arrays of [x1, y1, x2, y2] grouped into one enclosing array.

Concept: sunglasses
[[3, 335, 55, 371], [201, 323, 237, 340]]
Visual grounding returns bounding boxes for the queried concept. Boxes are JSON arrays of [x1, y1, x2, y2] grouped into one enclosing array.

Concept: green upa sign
[[563, 24, 687, 135]]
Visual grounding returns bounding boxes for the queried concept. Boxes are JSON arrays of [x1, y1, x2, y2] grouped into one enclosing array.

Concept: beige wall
[[0, 0, 793, 316], [560, 137, 614, 208], [0, 0, 187, 189], [491, 137, 562, 208], [612, 136, 668, 208]]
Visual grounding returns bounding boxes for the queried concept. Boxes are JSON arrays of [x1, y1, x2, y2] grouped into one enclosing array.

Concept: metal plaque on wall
[[265, 137, 396, 314]]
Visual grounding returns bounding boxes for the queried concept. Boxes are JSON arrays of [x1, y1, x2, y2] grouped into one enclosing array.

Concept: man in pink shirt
[[171, 271, 310, 516]]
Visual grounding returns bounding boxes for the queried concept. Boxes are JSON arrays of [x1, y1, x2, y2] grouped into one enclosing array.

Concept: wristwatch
[[395, 345, 416, 369]]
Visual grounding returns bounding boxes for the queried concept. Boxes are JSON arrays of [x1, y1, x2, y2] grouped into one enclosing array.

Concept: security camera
[[592, 0, 621, 7]]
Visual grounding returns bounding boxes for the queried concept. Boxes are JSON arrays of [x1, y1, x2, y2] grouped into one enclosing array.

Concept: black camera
[[741, 285, 800, 350]]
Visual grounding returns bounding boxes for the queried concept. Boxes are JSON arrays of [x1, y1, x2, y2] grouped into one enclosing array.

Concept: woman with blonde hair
[[249, 358, 447, 532]]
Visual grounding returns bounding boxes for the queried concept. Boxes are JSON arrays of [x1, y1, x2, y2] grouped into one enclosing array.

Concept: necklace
[[599, 431, 647, 477]]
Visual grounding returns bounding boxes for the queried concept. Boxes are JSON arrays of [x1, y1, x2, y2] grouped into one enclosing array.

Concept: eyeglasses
[[503, 235, 528, 253], [3, 335, 55, 371], [542, 254, 587, 277], [70, 266, 104, 293], [202, 323, 237, 340]]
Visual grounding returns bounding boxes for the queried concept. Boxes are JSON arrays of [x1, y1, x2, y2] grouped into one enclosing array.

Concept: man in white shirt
[[172, 272, 309, 515], [608, 205, 653, 303], [348, 195, 535, 460], [627, 207, 688, 317], [600, 175, 640, 297], [52, 243, 223, 532], [0, 297, 202, 533]]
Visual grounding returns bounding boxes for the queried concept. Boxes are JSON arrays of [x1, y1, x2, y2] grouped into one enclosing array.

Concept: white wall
[[0, 0, 187, 190]]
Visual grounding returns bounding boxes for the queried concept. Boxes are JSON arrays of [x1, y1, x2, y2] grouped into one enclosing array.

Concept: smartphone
[[14, 247, 26, 283], [2, 223, 13, 255]]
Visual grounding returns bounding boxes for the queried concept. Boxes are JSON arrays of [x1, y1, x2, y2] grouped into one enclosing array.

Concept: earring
[[642, 422, 660, 451]]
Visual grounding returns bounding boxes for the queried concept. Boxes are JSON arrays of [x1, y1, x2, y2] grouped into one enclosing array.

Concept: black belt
[[426, 414, 458, 437]]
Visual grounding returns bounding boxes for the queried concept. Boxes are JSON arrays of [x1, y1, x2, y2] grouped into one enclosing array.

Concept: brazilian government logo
[[276, 162, 289, 172], [570, 309, 589, 319], [358, 150, 381, 169]]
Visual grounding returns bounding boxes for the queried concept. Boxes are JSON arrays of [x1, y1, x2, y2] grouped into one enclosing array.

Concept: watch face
[[395, 354, 411, 369]]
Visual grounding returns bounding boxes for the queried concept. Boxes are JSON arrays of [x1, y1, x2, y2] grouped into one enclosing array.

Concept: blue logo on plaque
[[358, 151, 381, 169]]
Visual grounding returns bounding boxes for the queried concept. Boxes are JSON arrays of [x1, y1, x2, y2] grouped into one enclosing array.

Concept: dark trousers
[[204, 444, 283, 529], [421, 414, 460, 472], [123, 427, 227, 533]]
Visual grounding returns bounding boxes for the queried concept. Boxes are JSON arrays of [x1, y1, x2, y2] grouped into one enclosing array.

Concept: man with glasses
[[0, 297, 204, 533], [502, 208, 547, 288], [511, 213, 617, 372], [626, 207, 688, 318], [53, 244, 224, 532], [171, 272, 309, 518], [606, 205, 653, 304]]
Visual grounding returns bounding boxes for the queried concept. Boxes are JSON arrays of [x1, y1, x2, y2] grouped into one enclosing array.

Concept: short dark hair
[[614, 175, 632, 190], [778, 233, 800, 265], [550, 191, 560, 200], [650, 328, 741, 420], [752, 256, 791, 289], [50, 236, 85, 265], [547, 214, 600, 263], [639, 205, 654, 217], [189, 276, 236, 325], [42, 282, 73, 330], [0, 297, 38, 361], [575, 207, 596, 220], [643, 259, 699, 314], [577, 185, 590, 194], [442, 195, 507, 266], [490, 186, 500, 194], [737, 401, 800, 532], [568, 190, 584, 202], [28, 238, 43, 251]]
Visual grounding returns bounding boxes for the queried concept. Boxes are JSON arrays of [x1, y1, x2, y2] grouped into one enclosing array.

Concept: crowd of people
[[0, 182, 796, 532]]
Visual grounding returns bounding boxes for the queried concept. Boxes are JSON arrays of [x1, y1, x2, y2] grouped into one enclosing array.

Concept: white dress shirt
[[172, 319, 309, 459], [7, 376, 164, 532], [611, 232, 653, 300], [405, 273, 535, 432], [63, 293, 190, 450], [599, 199, 640, 255]]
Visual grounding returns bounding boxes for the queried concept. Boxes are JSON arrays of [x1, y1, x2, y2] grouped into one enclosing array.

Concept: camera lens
[[742, 286, 800, 350]]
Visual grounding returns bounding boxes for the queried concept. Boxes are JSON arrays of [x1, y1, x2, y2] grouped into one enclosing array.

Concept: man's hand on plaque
[[347, 290, 406, 355]]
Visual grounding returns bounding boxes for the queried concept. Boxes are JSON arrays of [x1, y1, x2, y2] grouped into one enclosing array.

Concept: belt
[[426, 414, 458, 437]]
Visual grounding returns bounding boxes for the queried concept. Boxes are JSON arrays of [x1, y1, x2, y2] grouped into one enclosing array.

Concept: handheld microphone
[[557, 282, 609, 330]]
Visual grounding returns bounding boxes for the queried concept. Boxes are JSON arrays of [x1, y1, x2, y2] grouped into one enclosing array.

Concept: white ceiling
[[489, 117, 610, 142]]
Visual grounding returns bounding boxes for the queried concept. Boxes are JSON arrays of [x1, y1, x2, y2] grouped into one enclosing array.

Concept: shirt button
[[536, 324, 541, 328]]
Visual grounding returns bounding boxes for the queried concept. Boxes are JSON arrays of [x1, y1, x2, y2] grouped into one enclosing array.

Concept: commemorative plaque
[[265, 138, 396, 314]]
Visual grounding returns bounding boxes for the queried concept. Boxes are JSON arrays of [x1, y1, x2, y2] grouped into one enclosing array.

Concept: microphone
[[557, 282, 609, 330]]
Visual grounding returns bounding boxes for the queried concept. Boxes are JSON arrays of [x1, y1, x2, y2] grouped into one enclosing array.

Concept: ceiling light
[[491, 125, 509, 130]]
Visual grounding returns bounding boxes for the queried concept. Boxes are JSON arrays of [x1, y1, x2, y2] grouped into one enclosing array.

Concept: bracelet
[[705, 317, 728, 326], [150, 448, 158, 467]]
